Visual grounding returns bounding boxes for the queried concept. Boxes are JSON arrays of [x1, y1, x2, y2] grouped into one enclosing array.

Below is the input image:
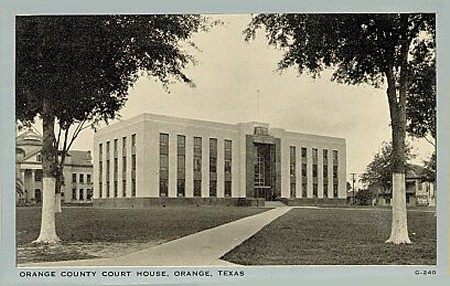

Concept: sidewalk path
[[21, 207, 293, 267]]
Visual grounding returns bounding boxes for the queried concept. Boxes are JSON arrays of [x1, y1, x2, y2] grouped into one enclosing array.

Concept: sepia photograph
[[14, 13, 437, 268], [0, 1, 447, 285]]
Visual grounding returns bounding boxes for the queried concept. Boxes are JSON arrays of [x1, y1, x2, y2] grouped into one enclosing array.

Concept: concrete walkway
[[21, 207, 293, 267]]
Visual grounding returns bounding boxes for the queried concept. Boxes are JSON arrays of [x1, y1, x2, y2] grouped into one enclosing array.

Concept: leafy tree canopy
[[16, 15, 210, 129], [360, 141, 415, 192], [245, 13, 435, 86], [244, 12, 435, 245], [406, 42, 436, 142]]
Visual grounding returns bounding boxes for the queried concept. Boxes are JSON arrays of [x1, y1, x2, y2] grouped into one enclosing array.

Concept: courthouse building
[[93, 113, 347, 207], [16, 129, 94, 204]]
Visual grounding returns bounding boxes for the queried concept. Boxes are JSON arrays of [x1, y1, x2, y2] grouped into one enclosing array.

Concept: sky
[[34, 14, 435, 184]]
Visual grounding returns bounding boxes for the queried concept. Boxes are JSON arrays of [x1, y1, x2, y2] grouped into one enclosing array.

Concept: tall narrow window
[[114, 138, 118, 158], [131, 134, 136, 154], [122, 136, 127, 154], [99, 143, 103, 159], [313, 183, 318, 198], [301, 147, 307, 198], [106, 159, 110, 197], [290, 146, 296, 198], [323, 149, 328, 198], [160, 133, 169, 197], [112, 157, 118, 197], [177, 135, 186, 197], [122, 136, 127, 196], [87, 189, 93, 200], [193, 137, 202, 197], [333, 150, 339, 198], [114, 158, 118, 180], [224, 139, 232, 197], [106, 141, 110, 158], [132, 179, 136, 197], [333, 183, 338, 198], [312, 148, 318, 198], [209, 138, 217, 197], [98, 143, 103, 198], [131, 154, 136, 197], [302, 182, 307, 198]]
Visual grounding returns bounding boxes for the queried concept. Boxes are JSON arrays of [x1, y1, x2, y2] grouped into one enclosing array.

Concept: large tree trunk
[[33, 99, 61, 244], [385, 35, 411, 244]]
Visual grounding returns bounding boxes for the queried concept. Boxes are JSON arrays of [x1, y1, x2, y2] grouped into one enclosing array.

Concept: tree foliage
[[16, 15, 208, 128], [245, 13, 435, 244], [15, 15, 210, 243], [406, 35, 436, 143], [355, 189, 375, 205], [422, 151, 436, 182], [245, 13, 435, 169], [16, 14, 209, 189], [360, 142, 414, 193]]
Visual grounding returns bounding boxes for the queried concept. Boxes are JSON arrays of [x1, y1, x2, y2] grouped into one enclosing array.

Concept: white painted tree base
[[33, 177, 61, 244], [386, 173, 412, 245]]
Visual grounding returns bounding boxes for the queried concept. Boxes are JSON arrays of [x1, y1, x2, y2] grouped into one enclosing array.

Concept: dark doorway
[[34, 189, 42, 203], [254, 143, 276, 200]]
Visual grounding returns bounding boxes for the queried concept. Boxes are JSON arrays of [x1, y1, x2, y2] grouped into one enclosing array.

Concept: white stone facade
[[94, 114, 347, 201]]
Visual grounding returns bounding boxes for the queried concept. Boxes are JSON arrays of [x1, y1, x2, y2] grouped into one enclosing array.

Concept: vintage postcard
[[1, 1, 449, 286]]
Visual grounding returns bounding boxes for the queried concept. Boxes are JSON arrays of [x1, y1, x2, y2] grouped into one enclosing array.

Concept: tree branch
[[65, 120, 87, 153]]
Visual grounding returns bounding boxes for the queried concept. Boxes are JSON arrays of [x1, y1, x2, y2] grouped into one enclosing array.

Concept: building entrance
[[254, 143, 276, 201]]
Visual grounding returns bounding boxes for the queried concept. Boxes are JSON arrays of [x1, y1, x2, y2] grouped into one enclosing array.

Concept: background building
[[94, 114, 347, 207], [374, 164, 436, 207], [16, 129, 93, 204]]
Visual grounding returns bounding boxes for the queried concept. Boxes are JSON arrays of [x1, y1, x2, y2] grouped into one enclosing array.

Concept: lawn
[[16, 206, 268, 264], [221, 208, 436, 265]]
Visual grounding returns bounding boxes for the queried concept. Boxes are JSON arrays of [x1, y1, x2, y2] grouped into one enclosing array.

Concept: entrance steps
[[264, 200, 288, 207]]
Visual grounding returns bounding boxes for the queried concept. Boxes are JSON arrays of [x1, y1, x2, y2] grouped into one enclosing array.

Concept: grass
[[221, 208, 436, 265], [16, 206, 268, 263]]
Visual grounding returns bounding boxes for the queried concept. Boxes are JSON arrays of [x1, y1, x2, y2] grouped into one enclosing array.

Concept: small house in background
[[374, 164, 435, 207], [406, 164, 436, 207], [16, 128, 94, 205]]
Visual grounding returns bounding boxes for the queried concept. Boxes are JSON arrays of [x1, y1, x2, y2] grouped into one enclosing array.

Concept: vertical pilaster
[[217, 139, 224, 198], [185, 136, 194, 198], [169, 133, 177, 198], [296, 147, 301, 198], [202, 137, 209, 198], [318, 149, 323, 198], [307, 148, 313, 198], [30, 169, 36, 200]]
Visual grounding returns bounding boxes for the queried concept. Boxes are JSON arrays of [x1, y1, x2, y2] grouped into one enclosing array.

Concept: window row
[[72, 173, 92, 184], [290, 146, 339, 198], [298, 147, 339, 161], [98, 179, 136, 198], [98, 134, 136, 160], [71, 188, 93, 201], [160, 134, 232, 197]]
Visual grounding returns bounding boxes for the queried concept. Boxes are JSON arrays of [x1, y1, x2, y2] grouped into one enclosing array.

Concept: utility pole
[[256, 88, 260, 122], [350, 172, 356, 205]]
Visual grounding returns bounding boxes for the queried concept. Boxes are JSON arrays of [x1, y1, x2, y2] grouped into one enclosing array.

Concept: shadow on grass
[[221, 208, 436, 265], [17, 206, 268, 264]]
